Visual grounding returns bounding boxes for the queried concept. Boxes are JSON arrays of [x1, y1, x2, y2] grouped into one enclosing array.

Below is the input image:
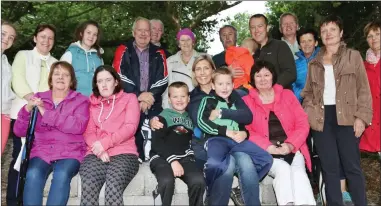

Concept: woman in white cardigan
[[162, 28, 201, 109], [6, 24, 58, 206], [1, 20, 17, 155]]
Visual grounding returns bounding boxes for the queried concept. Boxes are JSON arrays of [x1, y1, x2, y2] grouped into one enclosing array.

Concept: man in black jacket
[[113, 17, 168, 161], [249, 14, 296, 89]]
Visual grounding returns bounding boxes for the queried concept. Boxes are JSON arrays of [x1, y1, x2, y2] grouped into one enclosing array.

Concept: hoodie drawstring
[[97, 95, 116, 130], [85, 52, 89, 72]]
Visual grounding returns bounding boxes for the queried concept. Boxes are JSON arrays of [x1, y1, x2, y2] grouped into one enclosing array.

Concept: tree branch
[[66, 6, 98, 19], [189, 1, 242, 29]]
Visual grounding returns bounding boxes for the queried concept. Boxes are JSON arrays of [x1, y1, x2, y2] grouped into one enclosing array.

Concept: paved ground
[[2, 137, 380, 205]]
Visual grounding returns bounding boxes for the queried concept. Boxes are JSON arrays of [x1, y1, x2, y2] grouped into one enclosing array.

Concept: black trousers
[[135, 109, 162, 161], [150, 156, 206, 206], [6, 119, 22, 206], [312, 105, 367, 206]]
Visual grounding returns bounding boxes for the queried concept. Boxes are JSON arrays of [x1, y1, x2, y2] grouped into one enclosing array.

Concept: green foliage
[[224, 12, 252, 45], [265, 1, 381, 55], [1, 1, 242, 63]]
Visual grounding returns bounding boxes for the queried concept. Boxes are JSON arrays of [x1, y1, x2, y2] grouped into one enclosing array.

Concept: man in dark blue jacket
[[113, 17, 168, 161]]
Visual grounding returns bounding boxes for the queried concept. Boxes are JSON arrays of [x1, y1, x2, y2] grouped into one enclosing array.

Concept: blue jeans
[[192, 139, 262, 205], [208, 156, 236, 205], [193, 139, 235, 205], [232, 152, 260, 206], [23, 157, 80, 206]]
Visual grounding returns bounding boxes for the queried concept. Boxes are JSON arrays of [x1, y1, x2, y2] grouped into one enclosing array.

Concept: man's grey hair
[[150, 19, 164, 32], [132, 17, 151, 32], [218, 25, 238, 45], [279, 12, 299, 28]]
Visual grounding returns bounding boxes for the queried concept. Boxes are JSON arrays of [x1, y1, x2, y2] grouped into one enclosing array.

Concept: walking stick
[[16, 106, 39, 206]]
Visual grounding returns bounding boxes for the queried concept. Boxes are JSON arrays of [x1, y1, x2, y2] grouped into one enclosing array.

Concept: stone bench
[[42, 162, 277, 205]]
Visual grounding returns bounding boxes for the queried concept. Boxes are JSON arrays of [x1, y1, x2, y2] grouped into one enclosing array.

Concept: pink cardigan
[[84, 90, 140, 157], [243, 84, 312, 171]]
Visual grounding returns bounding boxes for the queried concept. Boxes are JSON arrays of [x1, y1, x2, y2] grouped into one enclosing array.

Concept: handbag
[[268, 111, 295, 165]]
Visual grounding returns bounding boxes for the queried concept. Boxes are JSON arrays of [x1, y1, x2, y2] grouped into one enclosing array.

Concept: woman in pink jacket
[[242, 60, 315, 205], [13, 61, 90, 205], [80, 65, 140, 206]]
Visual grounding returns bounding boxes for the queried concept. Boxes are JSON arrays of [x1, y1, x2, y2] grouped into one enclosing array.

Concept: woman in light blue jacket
[[61, 20, 103, 96], [293, 28, 320, 102]]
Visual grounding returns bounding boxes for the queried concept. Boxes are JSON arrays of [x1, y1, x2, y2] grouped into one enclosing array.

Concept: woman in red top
[[361, 20, 380, 157], [243, 60, 315, 205]]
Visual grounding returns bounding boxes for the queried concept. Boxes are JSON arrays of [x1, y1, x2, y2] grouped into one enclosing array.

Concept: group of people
[[1, 11, 379, 206]]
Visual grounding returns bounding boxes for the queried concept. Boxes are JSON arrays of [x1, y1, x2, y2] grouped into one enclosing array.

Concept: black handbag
[[268, 111, 295, 165]]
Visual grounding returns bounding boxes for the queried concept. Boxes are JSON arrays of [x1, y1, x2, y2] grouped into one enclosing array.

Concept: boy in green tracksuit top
[[197, 67, 273, 205], [150, 82, 205, 206]]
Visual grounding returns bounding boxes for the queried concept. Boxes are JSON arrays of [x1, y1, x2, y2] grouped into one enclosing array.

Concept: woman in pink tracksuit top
[[80, 65, 140, 206]]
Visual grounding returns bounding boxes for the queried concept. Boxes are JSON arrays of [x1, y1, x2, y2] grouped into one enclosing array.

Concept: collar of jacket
[[127, 39, 160, 56], [296, 46, 321, 61], [248, 84, 284, 110], [37, 90, 78, 105], [259, 37, 274, 49], [311, 41, 347, 68], [212, 92, 234, 104]]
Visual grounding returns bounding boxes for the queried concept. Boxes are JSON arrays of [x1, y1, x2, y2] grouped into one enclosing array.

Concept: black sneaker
[[230, 186, 244, 206]]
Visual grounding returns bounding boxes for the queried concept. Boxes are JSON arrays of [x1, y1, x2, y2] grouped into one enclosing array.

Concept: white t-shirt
[[323, 64, 336, 105]]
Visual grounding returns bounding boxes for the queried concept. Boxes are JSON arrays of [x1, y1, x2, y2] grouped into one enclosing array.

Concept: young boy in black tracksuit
[[150, 82, 205, 206]]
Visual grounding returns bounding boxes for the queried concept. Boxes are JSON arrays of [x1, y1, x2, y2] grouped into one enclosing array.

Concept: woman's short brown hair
[[33, 24, 56, 38], [48, 61, 77, 90], [92, 65, 122, 97], [363, 20, 381, 37]]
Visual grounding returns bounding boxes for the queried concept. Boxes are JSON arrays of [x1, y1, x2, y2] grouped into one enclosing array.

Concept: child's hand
[[226, 130, 235, 138], [209, 109, 221, 121], [171, 161, 184, 177], [232, 131, 247, 143]]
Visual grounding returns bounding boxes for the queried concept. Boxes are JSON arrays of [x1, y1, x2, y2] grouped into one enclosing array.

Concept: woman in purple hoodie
[[13, 61, 90, 205]]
